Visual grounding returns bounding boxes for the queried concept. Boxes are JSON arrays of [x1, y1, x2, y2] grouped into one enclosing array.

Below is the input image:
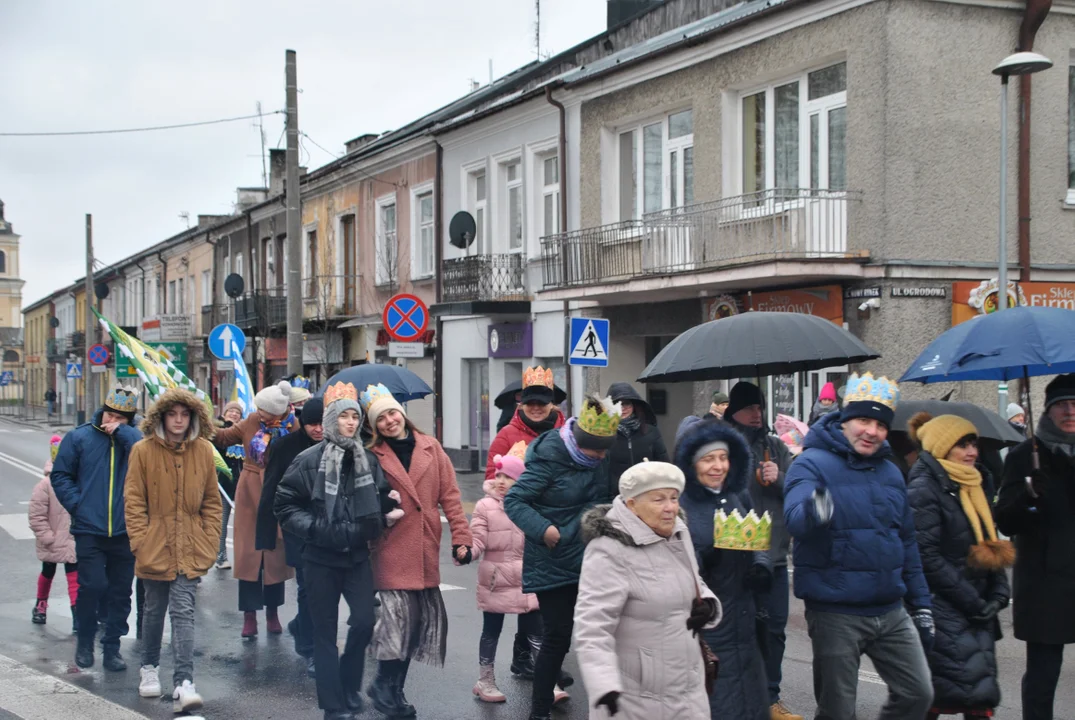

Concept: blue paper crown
[[289, 375, 312, 391], [359, 383, 394, 411], [105, 385, 139, 413], [842, 372, 900, 410]]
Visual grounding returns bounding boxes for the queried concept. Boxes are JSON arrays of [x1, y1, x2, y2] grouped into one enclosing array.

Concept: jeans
[[74, 534, 135, 651], [304, 560, 376, 712], [294, 566, 314, 657], [1022, 642, 1066, 720], [217, 494, 231, 560], [142, 576, 199, 687], [479, 610, 543, 666], [763, 564, 790, 704], [806, 606, 933, 720], [532, 584, 578, 716]]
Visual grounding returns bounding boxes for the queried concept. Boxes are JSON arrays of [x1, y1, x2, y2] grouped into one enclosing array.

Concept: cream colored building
[[0, 200, 25, 337]]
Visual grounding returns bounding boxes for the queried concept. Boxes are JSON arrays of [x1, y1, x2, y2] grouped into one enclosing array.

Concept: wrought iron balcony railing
[[233, 287, 288, 332], [442, 254, 527, 303]]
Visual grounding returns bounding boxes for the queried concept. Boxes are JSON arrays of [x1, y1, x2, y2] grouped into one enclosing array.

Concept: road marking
[[0, 514, 34, 540], [858, 669, 886, 685], [44, 598, 170, 642], [439, 584, 465, 592], [0, 450, 44, 477], [18, 501, 29, 505], [0, 652, 149, 719]]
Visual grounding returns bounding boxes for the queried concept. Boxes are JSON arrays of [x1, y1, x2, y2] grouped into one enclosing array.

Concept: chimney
[[236, 187, 269, 212], [197, 214, 230, 229], [606, 0, 661, 29], [269, 149, 287, 196], [344, 133, 379, 154]]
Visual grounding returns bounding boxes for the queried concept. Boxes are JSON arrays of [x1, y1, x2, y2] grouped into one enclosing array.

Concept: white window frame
[[498, 157, 524, 254], [263, 238, 275, 288], [303, 223, 318, 299], [463, 163, 489, 256], [615, 108, 694, 221], [375, 193, 398, 287], [410, 183, 435, 280], [223, 252, 231, 278], [525, 137, 561, 258], [235, 253, 243, 282], [168, 280, 177, 314], [201, 270, 211, 307]]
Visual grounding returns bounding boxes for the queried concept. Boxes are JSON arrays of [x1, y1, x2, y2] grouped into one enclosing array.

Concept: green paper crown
[[577, 395, 622, 437], [713, 508, 772, 551]]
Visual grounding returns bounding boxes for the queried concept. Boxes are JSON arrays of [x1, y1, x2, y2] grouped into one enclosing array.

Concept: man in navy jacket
[[51, 384, 143, 671], [784, 373, 933, 720]]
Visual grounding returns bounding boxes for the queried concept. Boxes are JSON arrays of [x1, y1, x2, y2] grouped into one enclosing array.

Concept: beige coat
[[574, 498, 720, 720], [124, 389, 223, 581]]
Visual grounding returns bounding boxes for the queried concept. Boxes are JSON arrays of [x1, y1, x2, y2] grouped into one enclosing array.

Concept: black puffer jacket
[[257, 429, 318, 565], [606, 383, 670, 493], [274, 443, 393, 569], [907, 453, 1010, 709]]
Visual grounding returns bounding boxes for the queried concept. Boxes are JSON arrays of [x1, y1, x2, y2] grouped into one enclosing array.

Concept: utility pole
[[285, 50, 303, 376], [84, 214, 96, 411]]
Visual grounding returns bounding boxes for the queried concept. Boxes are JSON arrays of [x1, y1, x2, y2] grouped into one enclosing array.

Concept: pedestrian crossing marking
[[0, 514, 35, 540]]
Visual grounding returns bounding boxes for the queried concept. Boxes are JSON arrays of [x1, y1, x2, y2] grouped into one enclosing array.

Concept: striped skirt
[[372, 588, 448, 666]]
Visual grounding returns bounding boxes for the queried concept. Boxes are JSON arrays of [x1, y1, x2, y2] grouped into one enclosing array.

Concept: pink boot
[[242, 611, 258, 638]]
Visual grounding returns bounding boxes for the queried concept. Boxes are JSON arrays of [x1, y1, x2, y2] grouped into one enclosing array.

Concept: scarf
[[249, 412, 296, 466], [1036, 413, 1075, 457], [317, 405, 379, 523], [812, 399, 839, 420], [936, 457, 1014, 570], [384, 432, 417, 474], [560, 418, 603, 469], [520, 408, 559, 436], [617, 414, 642, 438]]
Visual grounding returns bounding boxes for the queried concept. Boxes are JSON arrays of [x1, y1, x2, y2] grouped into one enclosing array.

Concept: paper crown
[[359, 383, 394, 411], [713, 509, 772, 551], [523, 366, 554, 390], [324, 382, 358, 406], [577, 396, 623, 438], [289, 375, 312, 391], [507, 440, 528, 461], [50, 435, 62, 461], [842, 372, 900, 409], [105, 384, 139, 413]]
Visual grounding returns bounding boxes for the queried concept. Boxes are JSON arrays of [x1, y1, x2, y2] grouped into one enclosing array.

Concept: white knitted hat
[[255, 380, 293, 417]]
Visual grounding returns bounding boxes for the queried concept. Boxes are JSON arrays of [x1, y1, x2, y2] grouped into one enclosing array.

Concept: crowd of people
[[22, 364, 1075, 720]]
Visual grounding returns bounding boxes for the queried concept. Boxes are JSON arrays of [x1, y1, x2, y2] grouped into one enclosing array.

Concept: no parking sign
[[382, 294, 429, 343]]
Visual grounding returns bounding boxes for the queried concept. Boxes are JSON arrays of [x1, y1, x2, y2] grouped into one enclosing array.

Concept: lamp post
[[991, 51, 1052, 417]]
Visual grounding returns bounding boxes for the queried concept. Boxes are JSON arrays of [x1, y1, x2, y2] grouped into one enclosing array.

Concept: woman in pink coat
[[28, 435, 79, 632]]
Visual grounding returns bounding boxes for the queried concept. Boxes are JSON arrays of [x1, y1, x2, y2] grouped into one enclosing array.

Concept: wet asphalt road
[[0, 415, 1071, 719]]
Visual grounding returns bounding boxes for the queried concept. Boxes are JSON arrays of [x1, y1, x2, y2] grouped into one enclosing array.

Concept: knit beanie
[[619, 460, 685, 499], [908, 413, 978, 458], [300, 397, 324, 426], [1044, 374, 1075, 410], [724, 381, 764, 420], [494, 441, 528, 481], [819, 382, 838, 403], [1005, 403, 1025, 421], [222, 400, 244, 418], [254, 380, 293, 417]]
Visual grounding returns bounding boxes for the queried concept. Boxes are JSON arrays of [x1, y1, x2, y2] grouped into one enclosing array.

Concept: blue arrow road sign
[[568, 317, 610, 368], [208, 324, 246, 361], [0, 371, 12, 387], [66, 361, 83, 380]]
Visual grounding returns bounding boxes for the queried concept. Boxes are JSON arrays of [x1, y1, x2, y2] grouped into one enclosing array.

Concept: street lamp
[[992, 51, 1052, 417]]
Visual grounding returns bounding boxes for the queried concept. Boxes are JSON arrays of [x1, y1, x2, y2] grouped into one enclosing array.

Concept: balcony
[[46, 338, 67, 362], [66, 331, 86, 352], [201, 304, 229, 334], [540, 189, 864, 293], [233, 287, 287, 334], [433, 254, 530, 317]]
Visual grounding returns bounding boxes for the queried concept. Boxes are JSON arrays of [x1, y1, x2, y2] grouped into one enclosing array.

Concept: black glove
[[699, 547, 722, 574], [910, 608, 935, 653], [686, 597, 718, 636], [453, 545, 473, 565], [970, 599, 1006, 624], [596, 691, 620, 716], [354, 517, 384, 544], [743, 563, 773, 593]]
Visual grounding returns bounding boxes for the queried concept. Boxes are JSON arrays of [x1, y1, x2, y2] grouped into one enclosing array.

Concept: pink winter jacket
[[470, 480, 539, 615], [29, 464, 76, 564]]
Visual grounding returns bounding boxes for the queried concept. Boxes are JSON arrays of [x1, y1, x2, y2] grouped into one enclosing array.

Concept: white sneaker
[[172, 680, 203, 713], [138, 665, 162, 698], [553, 684, 570, 705]]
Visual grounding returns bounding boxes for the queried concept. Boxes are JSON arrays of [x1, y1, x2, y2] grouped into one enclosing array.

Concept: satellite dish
[[94, 282, 110, 300], [449, 211, 477, 250], [224, 273, 245, 299], [50, 317, 60, 328]]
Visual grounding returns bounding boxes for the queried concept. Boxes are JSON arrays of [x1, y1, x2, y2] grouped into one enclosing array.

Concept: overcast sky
[[0, 0, 607, 312]]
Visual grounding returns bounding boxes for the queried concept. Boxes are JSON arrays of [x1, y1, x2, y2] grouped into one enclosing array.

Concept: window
[[412, 190, 434, 279], [1068, 64, 1075, 204], [0, 250, 6, 274], [376, 197, 398, 286], [468, 170, 488, 255], [223, 253, 231, 278], [618, 109, 694, 219], [740, 61, 846, 202], [263, 238, 274, 289], [235, 253, 243, 280], [168, 280, 176, 313], [504, 160, 523, 252], [201, 270, 211, 307], [541, 155, 561, 238], [305, 229, 318, 298]]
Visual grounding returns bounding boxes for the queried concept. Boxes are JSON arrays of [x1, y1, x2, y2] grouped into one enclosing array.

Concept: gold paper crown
[[359, 383, 394, 411], [842, 372, 900, 409], [105, 384, 139, 413], [523, 366, 554, 390], [507, 440, 528, 461], [324, 382, 358, 406], [713, 509, 772, 551], [577, 395, 622, 438]]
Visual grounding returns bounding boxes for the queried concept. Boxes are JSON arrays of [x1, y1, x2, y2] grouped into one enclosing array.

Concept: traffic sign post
[[568, 318, 610, 368], [383, 294, 429, 343], [209, 324, 246, 361], [88, 343, 111, 366]]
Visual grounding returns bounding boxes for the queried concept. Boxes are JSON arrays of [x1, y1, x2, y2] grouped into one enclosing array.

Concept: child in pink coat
[[28, 435, 78, 632], [470, 442, 569, 705]]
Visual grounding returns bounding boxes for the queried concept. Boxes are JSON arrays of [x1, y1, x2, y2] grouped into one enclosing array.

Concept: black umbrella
[[494, 380, 567, 410], [638, 312, 879, 383], [890, 400, 1024, 446]]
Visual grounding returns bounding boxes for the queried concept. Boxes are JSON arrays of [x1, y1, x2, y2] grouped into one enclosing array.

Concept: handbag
[[693, 579, 720, 695]]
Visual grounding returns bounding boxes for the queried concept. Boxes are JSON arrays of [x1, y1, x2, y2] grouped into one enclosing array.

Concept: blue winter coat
[[675, 420, 771, 720], [784, 413, 930, 615], [51, 408, 143, 538], [504, 428, 611, 594]]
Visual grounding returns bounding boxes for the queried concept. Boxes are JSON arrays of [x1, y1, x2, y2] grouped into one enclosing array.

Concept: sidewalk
[[0, 413, 74, 432]]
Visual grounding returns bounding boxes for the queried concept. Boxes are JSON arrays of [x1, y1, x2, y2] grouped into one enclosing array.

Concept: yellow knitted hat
[[909, 413, 977, 458]]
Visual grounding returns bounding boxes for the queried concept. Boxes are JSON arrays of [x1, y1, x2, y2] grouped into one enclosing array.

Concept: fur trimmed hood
[[141, 388, 215, 444], [673, 418, 752, 498], [581, 500, 688, 547]]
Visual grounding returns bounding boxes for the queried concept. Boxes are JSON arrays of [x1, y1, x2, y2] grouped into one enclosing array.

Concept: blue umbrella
[[317, 363, 433, 403], [900, 306, 1075, 383]]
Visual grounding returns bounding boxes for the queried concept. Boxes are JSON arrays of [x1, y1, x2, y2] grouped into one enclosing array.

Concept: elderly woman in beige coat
[[574, 460, 721, 720]]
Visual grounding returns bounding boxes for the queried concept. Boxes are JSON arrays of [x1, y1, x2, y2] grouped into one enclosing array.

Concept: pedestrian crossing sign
[[569, 318, 610, 368]]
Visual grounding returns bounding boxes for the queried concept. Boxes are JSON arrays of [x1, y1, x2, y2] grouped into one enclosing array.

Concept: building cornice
[[302, 136, 437, 199]]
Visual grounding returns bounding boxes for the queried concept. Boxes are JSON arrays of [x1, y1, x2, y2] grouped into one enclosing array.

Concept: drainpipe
[[1017, 0, 1051, 282], [434, 140, 444, 442], [157, 252, 168, 313], [545, 86, 573, 416]]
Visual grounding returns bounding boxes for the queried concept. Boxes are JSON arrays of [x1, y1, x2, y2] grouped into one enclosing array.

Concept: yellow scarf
[[937, 458, 1014, 570]]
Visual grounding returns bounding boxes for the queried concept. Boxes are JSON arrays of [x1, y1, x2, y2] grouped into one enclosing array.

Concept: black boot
[[395, 659, 417, 718], [367, 661, 403, 717], [74, 640, 94, 669], [345, 689, 365, 712], [71, 606, 79, 636], [306, 655, 316, 679], [510, 632, 534, 679], [102, 647, 127, 672]]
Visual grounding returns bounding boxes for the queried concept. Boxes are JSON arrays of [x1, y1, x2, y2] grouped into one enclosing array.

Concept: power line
[[300, 132, 342, 159], [0, 110, 285, 137]]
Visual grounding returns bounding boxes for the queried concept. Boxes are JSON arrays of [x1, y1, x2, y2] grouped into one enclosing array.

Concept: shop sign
[[488, 322, 533, 359], [892, 287, 947, 298], [703, 294, 740, 321], [703, 285, 843, 324], [844, 287, 881, 300], [952, 279, 1075, 325], [141, 315, 190, 343], [117, 342, 188, 377]]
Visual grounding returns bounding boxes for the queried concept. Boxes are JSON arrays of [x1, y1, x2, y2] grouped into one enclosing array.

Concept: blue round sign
[[208, 324, 246, 361], [382, 294, 429, 342], [88, 344, 110, 366]]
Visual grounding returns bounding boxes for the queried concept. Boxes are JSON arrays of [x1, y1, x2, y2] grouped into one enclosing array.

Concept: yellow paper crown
[[324, 382, 358, 406], [523, 366, 554, 390], [842, 372, 900, 409], [713, 509, 772, 551], [577, 395, 622, 438], [507, 440, 528, 461], [359, 383, 394, 411]]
